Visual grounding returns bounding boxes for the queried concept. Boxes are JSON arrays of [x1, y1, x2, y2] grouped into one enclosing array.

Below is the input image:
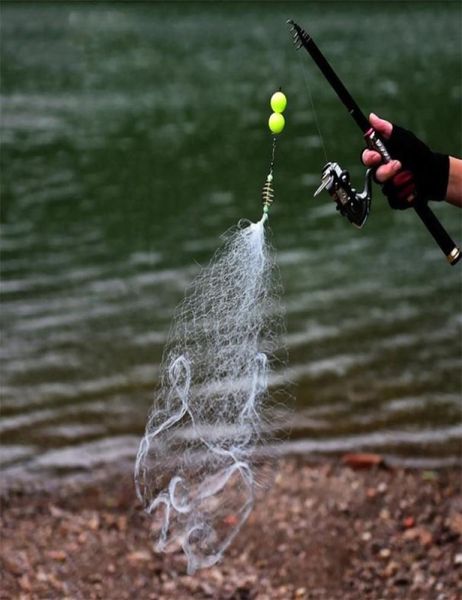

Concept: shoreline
[[1, 457, 461, 599]]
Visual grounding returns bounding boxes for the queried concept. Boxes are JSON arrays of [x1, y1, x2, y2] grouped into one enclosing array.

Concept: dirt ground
[[1, 457, 461, 600]]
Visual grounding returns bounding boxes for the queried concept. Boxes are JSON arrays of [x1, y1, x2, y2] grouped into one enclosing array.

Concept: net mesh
[[134, 216, 283, 574]]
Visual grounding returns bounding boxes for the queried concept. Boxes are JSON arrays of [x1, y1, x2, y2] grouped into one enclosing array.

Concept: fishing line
[[297, 48, 329, 163]]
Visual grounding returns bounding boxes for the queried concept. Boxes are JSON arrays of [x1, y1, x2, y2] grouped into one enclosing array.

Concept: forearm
[[446, 156, 462, 207]]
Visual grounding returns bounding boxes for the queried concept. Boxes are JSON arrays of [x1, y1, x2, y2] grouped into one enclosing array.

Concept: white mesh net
[[134, 215, 283, 574]]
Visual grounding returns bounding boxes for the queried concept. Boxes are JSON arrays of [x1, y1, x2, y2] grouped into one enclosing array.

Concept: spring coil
[[262, 174, 274, 210]]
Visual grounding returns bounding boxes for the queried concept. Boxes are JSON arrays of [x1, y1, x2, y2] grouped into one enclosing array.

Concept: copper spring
[[262, 174, 274, 210]]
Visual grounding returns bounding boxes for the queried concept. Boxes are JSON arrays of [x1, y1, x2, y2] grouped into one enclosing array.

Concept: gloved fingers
[[393, 170, 414, 188], [374, 160, 401, 183], [383, 169, 418, 210], [369, 113, 393, 139], [393, 170, 417, 204], [361, 149, 382, 167]]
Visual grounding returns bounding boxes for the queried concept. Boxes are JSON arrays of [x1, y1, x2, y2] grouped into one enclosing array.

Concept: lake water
[[1, 2, 461, 488]]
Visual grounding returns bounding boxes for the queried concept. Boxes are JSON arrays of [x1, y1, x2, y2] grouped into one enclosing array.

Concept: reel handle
[[365, 129, 461, 265]]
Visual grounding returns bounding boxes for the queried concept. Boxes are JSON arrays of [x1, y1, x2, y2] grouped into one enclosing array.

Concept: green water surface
[[1, 2, 461, 484]]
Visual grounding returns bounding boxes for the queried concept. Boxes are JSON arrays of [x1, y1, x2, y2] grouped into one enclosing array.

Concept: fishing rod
[[288, 20, 461, 266]]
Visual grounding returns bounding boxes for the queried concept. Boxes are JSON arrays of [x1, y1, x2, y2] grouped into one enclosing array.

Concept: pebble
[[402, 516, 415, 528], [19, 575, 32, 592], [379, 509, 390, 520], [384, 560, 399, 577], [127, 551, 151, 562], [3, 554, 24, 576], [402, 526, 433, 546], [377, 482, 387, 494], [448, 510, 462, 534], [47, 550, 66, 561], [366, 487, 377, 499], [413, 570, 425, 585]]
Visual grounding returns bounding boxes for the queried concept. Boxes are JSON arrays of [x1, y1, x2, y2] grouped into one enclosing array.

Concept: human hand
[[362, 114, 401, 183], [361, 113, 449, 210]]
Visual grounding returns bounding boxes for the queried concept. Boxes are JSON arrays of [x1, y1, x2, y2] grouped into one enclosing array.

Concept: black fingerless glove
[[379, 125, 449, 210]]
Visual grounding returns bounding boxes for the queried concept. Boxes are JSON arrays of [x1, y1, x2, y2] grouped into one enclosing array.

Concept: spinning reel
[[314, 163, 373, 229]]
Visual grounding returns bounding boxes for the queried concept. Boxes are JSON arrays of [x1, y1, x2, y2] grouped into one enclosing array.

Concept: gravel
[[1, 457, 461, 599]]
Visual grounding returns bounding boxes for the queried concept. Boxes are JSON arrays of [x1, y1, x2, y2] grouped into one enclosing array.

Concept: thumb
[[369, 113, 393, 139]]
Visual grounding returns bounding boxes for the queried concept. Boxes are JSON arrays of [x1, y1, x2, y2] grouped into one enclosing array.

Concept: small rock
[[342, 453, 384, 469], [379, 509, 391, 520], [209, 567, 224, 584], [454, 553, 462, 566], [3, 554, 24, 576], [361, 531, 372, 542], [417, 527, 433, 547], [49, 505, 66, 518], [199, 581, 215, 596], [162, 581, 176, 593], [402, 526, 433, 546], [448, 512, 462, 536], [127, 550, 151, 562], [47, 550, 66, 562], [36, 570, 48, 583], [117, 515, 127, 532], [19, 575, 32, 592], [366, 488, 377, 499], [223, 514, 238, 526], [380, 548, 391, 559], [413, 570, 425, 586], [384, 560, 399, 577], [48, 574, 64, 592], [428, 545, 442, 559], [87, 513, 100, 531], [403, 516, 415, 528]]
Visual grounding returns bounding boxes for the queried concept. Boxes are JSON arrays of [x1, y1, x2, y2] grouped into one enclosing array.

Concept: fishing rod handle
[[365, 129, 461, 265], [365, 129, 392, 162]]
